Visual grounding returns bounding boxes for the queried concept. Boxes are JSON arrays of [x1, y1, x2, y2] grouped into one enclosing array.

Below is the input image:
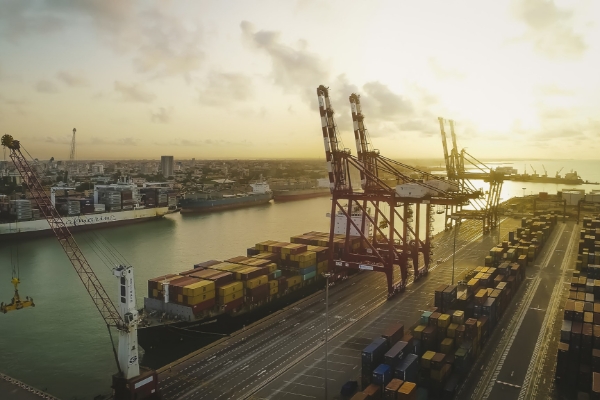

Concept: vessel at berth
[[178, 181, 273, 213], [272, 187, 330, 201]]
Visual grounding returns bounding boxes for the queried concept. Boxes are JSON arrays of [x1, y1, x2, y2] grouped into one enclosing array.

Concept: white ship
[[0, 206, 170, 239]]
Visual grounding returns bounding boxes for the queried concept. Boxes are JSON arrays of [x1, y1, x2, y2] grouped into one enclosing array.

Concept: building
[[91, 164, 104, 174], [161, 156, 174, 178]]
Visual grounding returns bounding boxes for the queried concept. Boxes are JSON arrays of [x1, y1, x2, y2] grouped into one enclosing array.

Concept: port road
[[157, 219, 519, 399], [459, 220, 577, 399]]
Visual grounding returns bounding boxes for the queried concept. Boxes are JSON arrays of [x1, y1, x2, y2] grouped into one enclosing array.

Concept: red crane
[[1, 134, 159, 400], [317, 86, 481, 297]]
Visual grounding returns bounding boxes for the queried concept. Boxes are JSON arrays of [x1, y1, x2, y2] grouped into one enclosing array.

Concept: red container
[[179, 267, 204, 276], [206, 272, 234, 287], [382, 323, 404, 346], [191, 298, 216, 315], [246, 283, 269, 300], [222, 297, 244, 312], [190, 269, 221, 279], [194, 260, 221, 268]]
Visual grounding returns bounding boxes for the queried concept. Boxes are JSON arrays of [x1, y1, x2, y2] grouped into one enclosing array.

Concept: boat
[[178, 181, 273, 213], [0, 207, 169, 239], [137, 230, 359, 354], [0, 180, 172, 239], [272, 186, 330, 201]]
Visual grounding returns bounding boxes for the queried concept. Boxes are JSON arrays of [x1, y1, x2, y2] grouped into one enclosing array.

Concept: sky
[[0, 0, 599, 161]]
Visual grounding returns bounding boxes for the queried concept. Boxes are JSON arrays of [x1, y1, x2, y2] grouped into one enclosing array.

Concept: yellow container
[[269, 280, 278, 289], [413, 325, 426, 340], [269, 286, 278, 296], [584, 311, 593, 324], [267, 263, 277, 273], [421, 351, 435, 368], [184, 280, 215, 296], [220, 290, 243, 304], [177, 294, 183, 303], [452, 310, 464, 325], [218, 281, 243, 297], [440, 338, 454, 354], [447, 323, 458, 338], [438, 314, 451, 328], [245, 275, 269, 289], [187, 290, 215, 305], [287, 276, 301, 288], [290, 251, 317, 262], [152, 289, 158, 298], [234, 267, 256, 280]]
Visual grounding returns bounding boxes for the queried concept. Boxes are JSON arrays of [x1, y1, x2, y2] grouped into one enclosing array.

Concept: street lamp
[[323, 272, 332, 399], [450, 215, 460, 285]]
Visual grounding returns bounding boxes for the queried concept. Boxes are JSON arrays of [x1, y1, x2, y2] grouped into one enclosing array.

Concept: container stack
[[122, 190, 134, 210], [9, 199, 32, 220], [352, 213, 558, 399], [555, 215, 600, 398], [157, 189, 168, 207], [99, 190, 122, 211]]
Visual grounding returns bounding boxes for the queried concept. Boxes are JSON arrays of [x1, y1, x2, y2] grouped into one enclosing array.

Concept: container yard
[[351, 214, 558, 399], [555, 215, 600, 398]]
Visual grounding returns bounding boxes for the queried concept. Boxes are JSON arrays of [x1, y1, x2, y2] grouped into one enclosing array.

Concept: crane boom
[[1, 135, 126, 330]]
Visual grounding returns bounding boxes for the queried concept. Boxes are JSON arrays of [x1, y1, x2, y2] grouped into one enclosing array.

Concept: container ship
[[0, 180, 174, 239], [138, 231, 360, 351], [178, 182, 272, 213], [350, 213, 558, 399], [272, 187, 330, 201], [271, 179, 330, 202]]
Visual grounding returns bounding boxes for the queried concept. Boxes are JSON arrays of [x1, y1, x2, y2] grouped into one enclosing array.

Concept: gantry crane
[[439, 118, 504, 233], [1, 134, 159, 400], [318, 86, 481, 297]]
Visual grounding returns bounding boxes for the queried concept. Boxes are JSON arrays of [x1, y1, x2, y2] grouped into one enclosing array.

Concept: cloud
[[114, 81, 156, 103], [534, 84, 574, 97], [150, 107, 173, 123], [428, 59, 465, 80], [161, 138, 252, 147], [198, 72, 254, 107], [91, 137, 139, 146], [511, 0, 586, 58], [1, 3, 203, 81], [361, 81, 414, 120], [35, 80, 59, 93], [131, 8, 204, 82], [241, 21, 328, 104], [56, 71, 89, 87], [41, 135, 72, 144]]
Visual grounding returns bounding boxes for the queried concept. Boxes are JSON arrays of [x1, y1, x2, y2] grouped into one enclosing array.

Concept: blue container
[[362, 337, 389, 367], [298, 265, 316, 275], [420, 311, 432, 325], [395, 353, 418, 382], [384, 341, 407, 368], [301, 270, 316, 281], [372, 364, 392, 386], [271, 270, 282, 279]]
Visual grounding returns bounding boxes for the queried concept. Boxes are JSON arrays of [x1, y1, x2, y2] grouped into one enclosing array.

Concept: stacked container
[[556, 215, 600, 398], [9, 199, 32, 220], [352, 213, 558, 399]]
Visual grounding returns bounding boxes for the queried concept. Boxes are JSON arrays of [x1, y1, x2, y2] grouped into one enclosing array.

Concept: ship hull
[[138, 282, 324, 367], [179, 194, 272, 214], [273, 189, 330, 202], [0, 207, 169, 240]]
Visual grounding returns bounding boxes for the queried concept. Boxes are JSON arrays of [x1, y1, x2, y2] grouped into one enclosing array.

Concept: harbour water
[[2, 159, 600, 398]]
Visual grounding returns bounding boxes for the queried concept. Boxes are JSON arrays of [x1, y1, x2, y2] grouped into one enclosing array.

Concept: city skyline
[[1, 1, 599, 161]]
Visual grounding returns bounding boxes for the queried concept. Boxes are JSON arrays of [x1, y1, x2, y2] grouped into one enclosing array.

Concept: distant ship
[[272, 186, 330, 201], [0, 180, 171, 239], [504, 170, 584, 185], [178, 181, 273, 213], [271, 179, 330, 202]]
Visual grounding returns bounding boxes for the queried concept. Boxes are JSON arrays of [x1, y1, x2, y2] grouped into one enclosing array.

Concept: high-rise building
[[161, 156, 174, 178]]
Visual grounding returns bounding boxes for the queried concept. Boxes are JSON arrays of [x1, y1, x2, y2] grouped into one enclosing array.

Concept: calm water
[[2, 159, 600, 399]]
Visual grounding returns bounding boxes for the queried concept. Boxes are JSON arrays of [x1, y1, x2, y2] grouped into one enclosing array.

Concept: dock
[[0, 372, 59, 400], [157, 218, 527, 399]]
